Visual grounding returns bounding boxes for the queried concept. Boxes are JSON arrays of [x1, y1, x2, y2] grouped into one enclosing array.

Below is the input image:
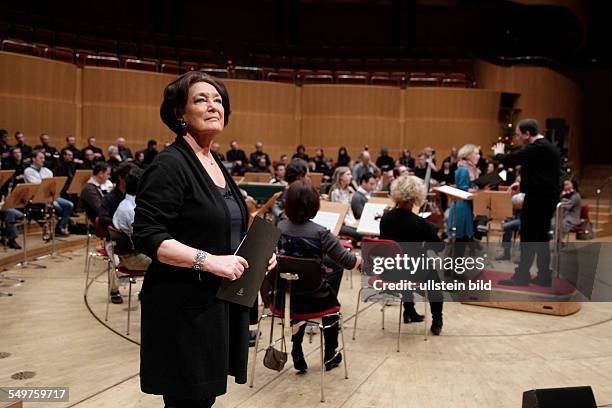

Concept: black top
[[376, 155, 395, 171], [495, 137, 560, 196], [118, 146, 133, 160], [133, 136, 250, 399], [226, 148, 248, 163], [99, 187, 125, 229], [380, 207, 442, 245], [216, 184, 243, 253], [249, 151, 271, 168]]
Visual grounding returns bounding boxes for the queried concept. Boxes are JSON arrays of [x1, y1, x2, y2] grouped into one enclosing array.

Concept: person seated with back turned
[[24, 149, 74, 236], [113, 167, 151, 272], [79, 162, 112, 224], [351, 172, 376, 220], [379, 175, 445, 335], [98, 161, 137, 230], [275, 180, 361, 373]]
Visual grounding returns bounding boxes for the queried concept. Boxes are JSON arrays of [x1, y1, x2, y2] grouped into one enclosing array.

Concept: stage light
[[507, 123, 512, 128]]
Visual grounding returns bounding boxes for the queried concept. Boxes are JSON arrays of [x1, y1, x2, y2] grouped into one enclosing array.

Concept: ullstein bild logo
[[236, 288, 245, 296]]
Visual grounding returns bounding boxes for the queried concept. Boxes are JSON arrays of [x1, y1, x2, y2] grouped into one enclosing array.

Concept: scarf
[[457, 159, 480, 181]]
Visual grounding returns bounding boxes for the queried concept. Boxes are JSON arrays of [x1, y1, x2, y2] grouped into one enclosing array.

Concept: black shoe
[[249, 330, 258, 347], [324, 351, 342, 371], [403, 310, 424, 324], [110, 291, 123, 304], [430, 319, 443, 336], [8, 239, 21, 250], [495, 253, 510, 261], [498, 273, 530, 286], [292, 349, 308, 374], [531, 276, 552, 287]]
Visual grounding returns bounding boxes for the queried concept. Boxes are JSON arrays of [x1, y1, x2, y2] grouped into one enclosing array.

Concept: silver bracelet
[[192, 250, 208, 271]]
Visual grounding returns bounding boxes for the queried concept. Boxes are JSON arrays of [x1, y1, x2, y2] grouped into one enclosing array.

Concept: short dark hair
[[125, 167, 143, 195], [115, 161, 137, 180], [360, 172, 375, 185], [285, 158, 308, 183], [273, 162, 285, 171], [147, 139, 157, 148], [0, 129, 8, 137], [517, 118, 539, 136], [93, 162, 110, 175], [31, 149, 44, 159], [160, 71, 231, 135], [284, 180, 320, 224]]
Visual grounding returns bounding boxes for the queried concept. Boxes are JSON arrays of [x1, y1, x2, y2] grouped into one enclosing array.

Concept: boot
[[291, 345, 307, 374], [324, 349, 342, 371], [430, 314, 443, 336], [403, 302, 424, 323]]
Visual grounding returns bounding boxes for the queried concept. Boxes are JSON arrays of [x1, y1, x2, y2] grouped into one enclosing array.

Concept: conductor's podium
[[238, 182, 284, 202], [461, 270, 581, 316]]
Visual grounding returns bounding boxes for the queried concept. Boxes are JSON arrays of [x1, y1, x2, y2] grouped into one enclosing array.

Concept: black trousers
[[163, 395, 216, 408], [516, 194, 559, 280], [291, 314, 339, 356]]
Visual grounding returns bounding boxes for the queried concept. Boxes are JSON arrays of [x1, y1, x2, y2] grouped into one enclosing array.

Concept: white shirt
[[113, 194, 136, 236], [24, 165, 53, 184]]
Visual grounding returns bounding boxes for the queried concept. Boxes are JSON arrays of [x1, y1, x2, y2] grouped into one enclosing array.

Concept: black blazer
[[133, 136, 250, 399]]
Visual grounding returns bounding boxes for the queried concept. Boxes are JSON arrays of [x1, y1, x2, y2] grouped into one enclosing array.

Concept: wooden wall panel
[[301, 85, 401, 158], [402, 88, 500, 159], [0, 52, 78, 146], [221, 80, 299, 161], [474, 59, 582, 171]]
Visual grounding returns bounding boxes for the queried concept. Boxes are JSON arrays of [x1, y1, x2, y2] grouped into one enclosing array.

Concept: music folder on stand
[[3, 183, 46, 269], [33, 176, 71, 260]]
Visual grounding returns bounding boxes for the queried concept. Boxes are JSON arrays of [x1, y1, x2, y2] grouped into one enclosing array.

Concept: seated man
[[496, 179, 524, 261], [79, 162, 112, 224], [112, 167, 151, 271], [350, 172, 375, 220], [24, 150, 74, 236], [99, 162, 137, 229]]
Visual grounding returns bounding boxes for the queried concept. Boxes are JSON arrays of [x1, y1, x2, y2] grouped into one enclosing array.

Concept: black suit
[[495, 137, 560, 282]]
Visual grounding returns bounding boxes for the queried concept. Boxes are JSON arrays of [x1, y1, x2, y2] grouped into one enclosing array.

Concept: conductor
[[492, 118, 560, 286]]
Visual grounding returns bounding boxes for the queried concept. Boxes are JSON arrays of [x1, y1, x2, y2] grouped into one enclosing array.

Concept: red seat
[[269, 305, 341, 322]]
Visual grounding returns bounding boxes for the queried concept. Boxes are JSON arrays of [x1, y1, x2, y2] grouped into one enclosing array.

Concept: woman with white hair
[[380, 175, 445, 335], [446, 144, 480, 240]]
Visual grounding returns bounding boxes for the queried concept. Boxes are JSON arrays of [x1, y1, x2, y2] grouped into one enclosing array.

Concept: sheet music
[[435, 185, 474, 200], [356, 203, 388, 236], [498, 170, 507, 181], [312, 211, 340, 232]]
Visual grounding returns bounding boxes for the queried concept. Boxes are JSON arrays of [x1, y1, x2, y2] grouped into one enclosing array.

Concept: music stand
[[315, 201, 349, 236], [3, 183, 45, 269], [33, 177, 71, 260], [0, 170, 15, 192], [67, 170, 92, 195], [309, 173, 323, 188]]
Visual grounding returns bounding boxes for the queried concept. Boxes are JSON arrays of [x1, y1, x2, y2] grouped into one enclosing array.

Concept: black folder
[[474, 172, 503, 189], [216, 216, 281, 307]]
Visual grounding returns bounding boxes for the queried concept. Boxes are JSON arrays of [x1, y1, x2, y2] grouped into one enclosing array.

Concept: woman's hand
[[204, 254, 249, 281], [266, 253, 277, 274]]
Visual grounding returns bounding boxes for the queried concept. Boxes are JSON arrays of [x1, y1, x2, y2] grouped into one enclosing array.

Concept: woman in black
[[379, 175, 445, 335], [133, 71, 276, 408]]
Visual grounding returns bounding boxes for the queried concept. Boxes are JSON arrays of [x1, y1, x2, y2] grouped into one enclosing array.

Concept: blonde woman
[[446, 144, 480, 240], [380, 175, 445, 335]]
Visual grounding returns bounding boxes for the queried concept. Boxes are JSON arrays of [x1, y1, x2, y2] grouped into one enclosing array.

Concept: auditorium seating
[[0, 22, 474, 88]]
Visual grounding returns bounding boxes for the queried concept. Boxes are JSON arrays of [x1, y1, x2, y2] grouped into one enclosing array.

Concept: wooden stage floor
[[1, 241, 612, 408]]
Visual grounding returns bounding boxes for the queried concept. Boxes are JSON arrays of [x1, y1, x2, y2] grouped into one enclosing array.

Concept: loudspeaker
[[522, 386, 596, 408]]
